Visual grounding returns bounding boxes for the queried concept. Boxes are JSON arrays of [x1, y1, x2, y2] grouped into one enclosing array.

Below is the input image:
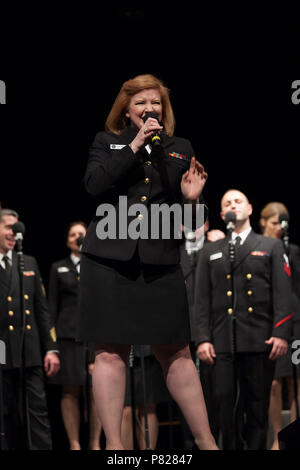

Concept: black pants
[[213, 352, 275, 450], [3, 366, 52, 450]]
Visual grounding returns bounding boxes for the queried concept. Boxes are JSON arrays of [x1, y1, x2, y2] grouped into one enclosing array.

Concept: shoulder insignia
[[283, 253, 291, 276]]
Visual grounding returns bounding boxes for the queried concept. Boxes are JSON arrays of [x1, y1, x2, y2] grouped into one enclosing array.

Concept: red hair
[[105, 74, 175, 136]]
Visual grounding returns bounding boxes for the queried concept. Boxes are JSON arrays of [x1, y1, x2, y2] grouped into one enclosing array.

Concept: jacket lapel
[[66, 256, 79, 277], [221, 236, 231, 260], [220, 231, 261, 271], [0, 264, 10, 299], [10, 251, 20, 295], [233, 230, 260, 270]]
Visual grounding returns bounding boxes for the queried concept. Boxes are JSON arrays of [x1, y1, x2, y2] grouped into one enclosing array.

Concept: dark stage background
[[0, 5, 299, 451], [0, 5, 299, 285]]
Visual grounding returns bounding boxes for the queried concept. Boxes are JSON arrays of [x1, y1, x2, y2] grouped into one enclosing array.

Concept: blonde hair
[[105, 74, 175, 136], [260, 202, 289, 221], [259, 202, 289, 232]]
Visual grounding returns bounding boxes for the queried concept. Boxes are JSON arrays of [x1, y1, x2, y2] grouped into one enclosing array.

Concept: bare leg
[[137, 404, 159, 450], [152, 344, 218, 450], [61, 385, 81, 450], [121, 406, 134, 450], [92, 344, 131, 450], [89, 388, 102, 450], [287, 376, 300, 422], [121, 404, 159, 450], [268, 378, 282, 450]]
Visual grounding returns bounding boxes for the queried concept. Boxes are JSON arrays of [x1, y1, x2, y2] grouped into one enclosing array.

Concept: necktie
[[235, 236, 241, 252], [3, 255, 12, 274]]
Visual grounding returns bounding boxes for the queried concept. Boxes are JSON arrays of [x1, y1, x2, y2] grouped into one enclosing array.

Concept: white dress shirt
[[0, 250, 13, 269], [70, 253, 80, 273], [232, 227, 252, 245]]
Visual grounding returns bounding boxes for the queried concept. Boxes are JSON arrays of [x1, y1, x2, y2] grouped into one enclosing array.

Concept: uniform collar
[[70, 253, 80, 266], [232, 227, 252, 245], [0, 250, 13, 263]]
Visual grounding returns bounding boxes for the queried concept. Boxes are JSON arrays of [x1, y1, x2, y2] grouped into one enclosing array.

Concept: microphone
[[12, 221, 26, 241], [225, 212, 236, 264], [76, 234, 85, 251], [279, 213, 289, 231], [225, 211, 237, 232], [279, 213, 289, 253], [142, 111, 161, 147], [12, 221, 26, 253], [185, 230, 196, 256]]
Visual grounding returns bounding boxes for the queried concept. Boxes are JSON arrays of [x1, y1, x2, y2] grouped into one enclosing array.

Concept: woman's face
[[67, 224, 86, 254], [261, 214, 282, 238], [125, 88, 162, 130]]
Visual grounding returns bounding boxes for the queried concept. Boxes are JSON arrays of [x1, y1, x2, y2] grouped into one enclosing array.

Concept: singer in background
[[194, 189, 293, 450], [48, 221, 102, 450], [121, 345, 170, 450], [77, 74, 218, 450], [0, 209, 60, 449], [260, 202, 300, 450]]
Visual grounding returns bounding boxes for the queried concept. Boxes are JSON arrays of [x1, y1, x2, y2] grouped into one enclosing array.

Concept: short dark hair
[[65, 220, 87, 243], [0, 209, 19, 223]]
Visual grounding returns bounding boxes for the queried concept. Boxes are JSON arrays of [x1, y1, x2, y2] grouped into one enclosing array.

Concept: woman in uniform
[[121, 345, 171, 450], [260, 202, 300, 450], [77, 74, 218, 450], [48, 221, 102, 450]]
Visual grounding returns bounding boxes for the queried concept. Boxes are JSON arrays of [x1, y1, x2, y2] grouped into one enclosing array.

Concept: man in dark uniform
[[0, 209, 60, 449], [194, 190, 293, 450]]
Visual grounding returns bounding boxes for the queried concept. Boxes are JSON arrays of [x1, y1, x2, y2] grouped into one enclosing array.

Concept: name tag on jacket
[[210, 252, 223, 261], [110, 144, 126, 150], [57, 267, 70, 273]]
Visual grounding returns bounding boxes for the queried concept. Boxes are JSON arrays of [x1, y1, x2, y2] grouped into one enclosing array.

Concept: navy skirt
[[48, 339, 89, 386], [77, 250, 190, 345]]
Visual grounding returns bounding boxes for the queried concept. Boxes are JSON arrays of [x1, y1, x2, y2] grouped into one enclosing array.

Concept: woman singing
[[77, 74, 218, 450]]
